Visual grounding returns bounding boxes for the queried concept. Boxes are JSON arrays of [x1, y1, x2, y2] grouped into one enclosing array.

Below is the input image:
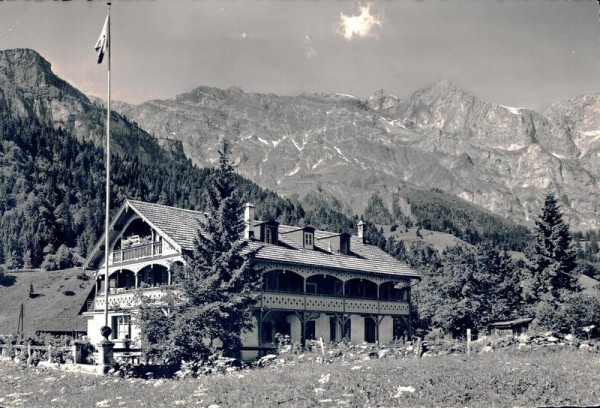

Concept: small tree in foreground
[[138, 142, 260, 362]]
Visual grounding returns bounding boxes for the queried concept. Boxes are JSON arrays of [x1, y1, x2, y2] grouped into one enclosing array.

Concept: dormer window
[[340, 239, 349, 255], [304, 232, 313, 247], [266, 227, 274, 244], [302, 226, 315, 249], [261, 220, 279, 244]]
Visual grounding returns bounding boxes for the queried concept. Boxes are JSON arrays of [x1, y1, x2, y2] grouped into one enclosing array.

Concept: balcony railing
[[94, 287, 168, 311], [259, 291, 409, 315], [112, 242, 163, 264], [94, 288, 409, 315]]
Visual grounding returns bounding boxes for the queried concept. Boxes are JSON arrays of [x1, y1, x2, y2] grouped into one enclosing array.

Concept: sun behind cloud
[[336, 3, 382, 41]]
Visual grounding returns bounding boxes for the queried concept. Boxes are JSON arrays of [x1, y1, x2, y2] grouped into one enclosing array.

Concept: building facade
[[83, 199, 420, 359]]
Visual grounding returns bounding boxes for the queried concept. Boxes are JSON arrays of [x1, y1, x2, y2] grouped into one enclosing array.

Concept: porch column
[[407, 287, 413, 340], [168, 269, 172, 286], [134, 272, 139, 289]]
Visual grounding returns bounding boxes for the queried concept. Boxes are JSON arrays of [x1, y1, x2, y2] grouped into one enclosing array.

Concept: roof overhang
[[83, 199, 182, 270]]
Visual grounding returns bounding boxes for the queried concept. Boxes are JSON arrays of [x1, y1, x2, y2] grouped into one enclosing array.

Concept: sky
[[0, 0, 599, 112]]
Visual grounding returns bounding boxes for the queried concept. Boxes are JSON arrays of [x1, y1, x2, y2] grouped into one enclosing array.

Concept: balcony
[[94, 287, 168, 311], [112, 242, 163, 264], [259, 291, 409, 315], [94, 288, 409, 315]]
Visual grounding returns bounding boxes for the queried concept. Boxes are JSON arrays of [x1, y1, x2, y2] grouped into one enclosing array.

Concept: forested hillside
[[364, 190, 531, 251], [0, 115, 374, 270]]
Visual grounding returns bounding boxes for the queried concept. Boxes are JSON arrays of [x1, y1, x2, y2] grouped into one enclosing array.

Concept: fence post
[[27, 344, 32, 365], [47, 345, 53, 363], [466, 329, 471, 356], [72, 344, 83, 364]]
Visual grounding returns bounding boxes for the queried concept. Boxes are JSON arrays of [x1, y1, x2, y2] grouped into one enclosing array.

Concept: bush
[[562, 293, 600, 337], [41, 245, 77, 271], [0, 266, 16, 287], [531, 301, 567, 333]]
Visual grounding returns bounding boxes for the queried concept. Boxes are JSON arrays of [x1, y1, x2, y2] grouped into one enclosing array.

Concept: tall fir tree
[[174, 141, 260, 360], [525, 194, 578, 303]]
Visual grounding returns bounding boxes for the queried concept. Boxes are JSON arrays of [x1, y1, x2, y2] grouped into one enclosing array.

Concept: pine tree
[[526, 194, 578, 303], [172, 141, 260, 360], [473, 242, 523, 325]]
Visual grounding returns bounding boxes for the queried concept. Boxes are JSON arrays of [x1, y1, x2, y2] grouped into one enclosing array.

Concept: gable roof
[[83, 199, 206, 270], [85, 199, 419, 279], [126, 200, 206, 251]]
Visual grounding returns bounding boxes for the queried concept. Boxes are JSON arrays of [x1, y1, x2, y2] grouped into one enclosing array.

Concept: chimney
[[358, 220, 366, 243], [244, 203, 255, 239]]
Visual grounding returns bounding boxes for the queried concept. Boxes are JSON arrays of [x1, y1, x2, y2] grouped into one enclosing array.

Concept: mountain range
[[0, 48, 598, 233], [112, 79, 600, 231]]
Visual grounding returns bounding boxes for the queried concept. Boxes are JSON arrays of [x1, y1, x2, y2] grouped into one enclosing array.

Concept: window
[[111, 315, 131, 340], [275, 321, 291, 337], [330, 317, 338, 342], [262, 321, 273, 343], [340, 239, 349, 255], [364, 317, 377, 343], [304, 232, 313, 247], [306, 321, 316, 340], [334, 281, 343, 296], [265, 228, 273, 244]]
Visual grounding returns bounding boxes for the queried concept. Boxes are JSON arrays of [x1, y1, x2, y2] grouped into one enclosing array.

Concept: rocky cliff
[[0, 49, 184, 163], [113, 80, 600, 230]]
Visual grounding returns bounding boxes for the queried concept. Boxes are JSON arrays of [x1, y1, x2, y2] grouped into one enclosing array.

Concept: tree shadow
[[0, 274, 16, 287]]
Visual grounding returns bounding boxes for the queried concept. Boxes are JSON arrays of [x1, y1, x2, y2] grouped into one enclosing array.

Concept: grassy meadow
[[1, 348, 599, 407]]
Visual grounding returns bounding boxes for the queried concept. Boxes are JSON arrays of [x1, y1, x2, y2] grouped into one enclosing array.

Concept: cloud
[[336, 4, 382, 41], [241, 32, 247, 39], [304, 35, 317, 59]]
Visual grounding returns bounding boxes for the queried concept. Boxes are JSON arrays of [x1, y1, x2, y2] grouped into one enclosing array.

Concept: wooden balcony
[[94, 289, 409, 315], [94, 287, 167, 311], [112, 242, 163, 264], [259, 291, 409, 315]]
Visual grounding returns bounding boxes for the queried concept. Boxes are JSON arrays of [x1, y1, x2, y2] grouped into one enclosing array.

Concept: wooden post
[[466, 328, 471, 356], [27, 344, 32, 365], [47, 345, 52, 363]]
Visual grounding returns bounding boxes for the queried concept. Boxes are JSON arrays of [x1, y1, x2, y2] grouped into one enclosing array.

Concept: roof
[[489, 318, 534, 329], [127, 200, 206, 251], [250, 224, 418, 278], [83, 199, 207, 269], [85, 199, 419, 279], [0, 269, 95, 335]]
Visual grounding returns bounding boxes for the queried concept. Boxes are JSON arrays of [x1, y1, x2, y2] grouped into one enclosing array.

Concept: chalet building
[[82, 199, 420, 359]]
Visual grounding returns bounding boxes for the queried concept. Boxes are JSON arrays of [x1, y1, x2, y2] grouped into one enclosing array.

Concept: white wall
[[350, 315, 364, 344], [315, 314, 329, 342], [289, 314, 302, 343], [379, 316, 394, 343], [241, 317, 259, 348]]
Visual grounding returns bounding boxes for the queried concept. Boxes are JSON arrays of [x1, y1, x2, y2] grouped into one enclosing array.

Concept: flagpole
[[103, 1, 112, 331]]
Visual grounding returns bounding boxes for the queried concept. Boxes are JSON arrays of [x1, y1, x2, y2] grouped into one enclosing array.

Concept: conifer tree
[[173, 141, 260, 360], [526, 194, 578, 303]]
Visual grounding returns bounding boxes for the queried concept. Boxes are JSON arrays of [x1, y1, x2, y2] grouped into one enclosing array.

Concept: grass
[[1, 348, 599, 407], [0, 268, 93, 335]]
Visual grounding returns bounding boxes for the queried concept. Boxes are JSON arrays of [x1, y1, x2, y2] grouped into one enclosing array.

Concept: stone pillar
[[72, 344, 83, 364], [97, 341, 115, 374]]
